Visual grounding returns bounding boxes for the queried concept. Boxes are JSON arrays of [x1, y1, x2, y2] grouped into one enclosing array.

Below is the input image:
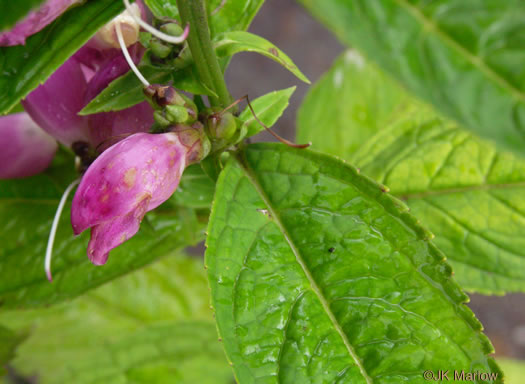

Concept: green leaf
[[298, 55, 525, 294], [0, 325, 22, 366], [206, 143, 500, 383], [80, 66, 172, 115], [173, 164, 216, 209], [297, 51, 411, 156], [497, 359, 525, 384], [349, 108, 525, 295], [0, 0, 124, 115], [239, 86, 296, 137], [0, 152, 205, 309], [79, 65, 214, 115], [0, 255, 232, 383], [214, 31, 310, 84], [299, 0, 525, 156], [0, 0, 46, 31], [209, 0, 265, 37]]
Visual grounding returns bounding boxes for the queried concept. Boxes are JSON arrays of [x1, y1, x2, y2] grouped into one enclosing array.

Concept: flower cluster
[[1, 1, 206, 276]]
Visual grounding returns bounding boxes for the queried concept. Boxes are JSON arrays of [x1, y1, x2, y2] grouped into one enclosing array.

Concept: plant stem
[[176, 0, 232, 108]]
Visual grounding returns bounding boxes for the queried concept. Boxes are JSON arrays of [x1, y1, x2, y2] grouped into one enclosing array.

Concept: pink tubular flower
[[0, 113, 58, 179], [20, 1, 153, 151], [71, 133, 188, 265], [0, 0, 82, 46]]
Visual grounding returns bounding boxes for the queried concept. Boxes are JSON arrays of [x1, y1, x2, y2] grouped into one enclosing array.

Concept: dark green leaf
[[240, 86, 296, 137], [0, 0, 125, 115], [80, 65, 214, 115], [297, 51, 410, 156], [206, 143, 500, 383], [0, 325, 22, 366], [0, 0, 46, 31], [299, 0, 525, 156], [214, 31, 310, 84], [0, 255, 232, 383], [0, 152, 205, 309]]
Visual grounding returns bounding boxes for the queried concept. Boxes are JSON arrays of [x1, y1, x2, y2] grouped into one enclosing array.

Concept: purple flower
[[71, 132, 188, 265], [0, 0, 82, 46], [0, 113, 57, 179], [21, 55, 91, 147], [20, 4, 153, 151]]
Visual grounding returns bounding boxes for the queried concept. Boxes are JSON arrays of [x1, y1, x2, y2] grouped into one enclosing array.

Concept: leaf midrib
[[394, 0, 525, 105], [235, 152, 374, 384]]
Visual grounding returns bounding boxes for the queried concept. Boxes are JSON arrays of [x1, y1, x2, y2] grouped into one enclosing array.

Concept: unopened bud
[[166, 105, 189, 124], [170, 122, 211, 164], [160, 23, 184, 37], [206, 112, 237, 141], [150, 39, 172, 59], [154, 111, 171, 127], [145, 85, 197, 122]]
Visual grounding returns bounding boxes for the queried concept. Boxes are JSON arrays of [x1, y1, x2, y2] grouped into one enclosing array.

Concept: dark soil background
[[225, 0, 525, 361]]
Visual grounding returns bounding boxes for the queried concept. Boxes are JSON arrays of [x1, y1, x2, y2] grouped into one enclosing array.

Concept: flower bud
[[0, 113, 57, 179], [160, 23, 184, 37], [206, 112, 238, 141], [166, 105, 189, 124], [150, 39, 172, 59], [144, 85, 198, 122], [71, 132, 188, 265], [170, 122, 211, 165]]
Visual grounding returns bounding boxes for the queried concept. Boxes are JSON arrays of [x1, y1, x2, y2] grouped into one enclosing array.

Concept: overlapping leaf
[[297, 51, 410, 156], [0, 0, 124, 115], [299, 0, 525, 156], [298, 55, 525, 295], [0, 255, 232, 383], [206, 143, 500, 383], [0, 152, 205, 308], [351, 110, 525, 295]]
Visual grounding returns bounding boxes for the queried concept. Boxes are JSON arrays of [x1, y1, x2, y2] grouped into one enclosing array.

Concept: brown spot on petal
[[100, 194, 109, 203], [124, 168, 137, 189]]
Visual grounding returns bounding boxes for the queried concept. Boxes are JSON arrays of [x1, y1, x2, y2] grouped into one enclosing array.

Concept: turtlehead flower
[[0, 113, 57, 179], [20, 1, 153, 152], [71, 132, 195, 265], [0, 0, 82, 46]]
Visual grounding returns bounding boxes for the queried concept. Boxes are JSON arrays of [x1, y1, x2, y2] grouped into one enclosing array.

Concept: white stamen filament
[[123, 0, 190, 44], [45, 179, 80, 282], [116, 21, 150, 87]]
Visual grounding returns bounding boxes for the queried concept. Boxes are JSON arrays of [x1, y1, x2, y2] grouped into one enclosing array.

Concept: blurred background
[[226, 0, 525, 361]]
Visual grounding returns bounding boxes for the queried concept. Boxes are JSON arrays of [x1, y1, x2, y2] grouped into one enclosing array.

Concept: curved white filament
[[45, 179, 80, 282], [116, 21, 150, 87], [123, 0, 189, 44]]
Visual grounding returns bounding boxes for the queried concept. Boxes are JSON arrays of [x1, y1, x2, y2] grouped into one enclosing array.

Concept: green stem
[[176, 0, 232, 108]]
